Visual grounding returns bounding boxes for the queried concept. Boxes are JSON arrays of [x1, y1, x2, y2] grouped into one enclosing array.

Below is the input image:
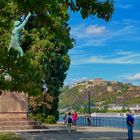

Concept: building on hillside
[[129, 105, 140, 113], [108, 104, 140, 113], [107, 86, 113, 92], [108, 104, 123, 111]]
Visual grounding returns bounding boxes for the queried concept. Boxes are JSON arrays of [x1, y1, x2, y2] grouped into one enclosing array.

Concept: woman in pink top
[[72, 111, 78, 126]]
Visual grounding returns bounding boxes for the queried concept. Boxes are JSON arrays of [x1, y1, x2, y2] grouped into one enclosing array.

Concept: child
[[63, 114, 67, 125]]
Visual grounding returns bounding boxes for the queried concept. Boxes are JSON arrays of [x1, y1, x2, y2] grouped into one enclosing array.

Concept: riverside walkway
[[18, 124, 140, 140]]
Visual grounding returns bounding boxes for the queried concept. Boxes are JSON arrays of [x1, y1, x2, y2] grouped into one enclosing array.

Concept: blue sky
[[65, 0, 140, 85]]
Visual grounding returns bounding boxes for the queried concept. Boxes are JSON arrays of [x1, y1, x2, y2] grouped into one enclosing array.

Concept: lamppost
[[88, 90, 91, 114], [87, 85, 94, 115]]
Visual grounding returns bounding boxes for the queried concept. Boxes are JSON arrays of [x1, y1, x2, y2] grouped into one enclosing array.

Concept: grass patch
[[0, 133, 26, 140]]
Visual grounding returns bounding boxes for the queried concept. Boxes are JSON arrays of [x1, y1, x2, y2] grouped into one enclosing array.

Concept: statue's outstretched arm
[[16, 12, 32, 31]]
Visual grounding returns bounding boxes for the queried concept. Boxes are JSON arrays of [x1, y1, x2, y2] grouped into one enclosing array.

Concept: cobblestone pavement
[[18, 126, 140, 140]]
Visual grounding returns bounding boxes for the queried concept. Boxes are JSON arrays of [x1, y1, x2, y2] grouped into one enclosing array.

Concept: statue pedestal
[[0, 91, 47, 130], [0, 91, 28, 118]]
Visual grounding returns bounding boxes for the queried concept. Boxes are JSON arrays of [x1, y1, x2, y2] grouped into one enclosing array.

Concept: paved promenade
[[18, 125, 140, 140]]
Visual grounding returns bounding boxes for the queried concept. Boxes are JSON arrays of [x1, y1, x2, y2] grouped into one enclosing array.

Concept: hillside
[[59, 79, 140, 111]]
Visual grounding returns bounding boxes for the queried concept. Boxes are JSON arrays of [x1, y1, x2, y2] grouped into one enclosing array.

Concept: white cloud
[[122, 19, 140, 25], [84, 25, 106, 35], [71, 20, 140, 48], [70, 20, 140, 65], [71, 52, 140, 65], [116, 50, 134, 55], [64, 77, 88, 86], [111, 19, 140, 26], [125, 73, 140, 82], [116, 4, 133, 9], [79, 39, 106, 47], [71, 24, 107, 39]]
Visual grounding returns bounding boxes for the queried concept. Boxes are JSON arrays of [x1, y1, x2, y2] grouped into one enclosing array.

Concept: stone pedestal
[[0, 91, 47, 130], [0, 91, 28, 118]]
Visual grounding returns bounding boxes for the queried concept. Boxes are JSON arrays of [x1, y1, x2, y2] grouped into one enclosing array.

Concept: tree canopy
[[0, 0, 114, 121]]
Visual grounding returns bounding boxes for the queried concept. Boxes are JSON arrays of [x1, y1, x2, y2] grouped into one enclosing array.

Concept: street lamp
[[88, 90, 91, 114], [87, 85, 94, 115]]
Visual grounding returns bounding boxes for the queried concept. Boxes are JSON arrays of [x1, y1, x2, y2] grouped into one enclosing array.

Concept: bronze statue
[[9, 12, 32, 56]]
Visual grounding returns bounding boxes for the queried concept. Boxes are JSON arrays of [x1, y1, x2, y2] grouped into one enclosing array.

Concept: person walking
[[67, 112, 72, 135], [63, 114, 67, 125], [126, 113, 134, 140], [87, 114, 92, 126], [72, 111, 78, 131]]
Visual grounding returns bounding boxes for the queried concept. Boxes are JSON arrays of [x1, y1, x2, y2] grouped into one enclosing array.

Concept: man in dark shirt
[[126, 113, 134, 140]]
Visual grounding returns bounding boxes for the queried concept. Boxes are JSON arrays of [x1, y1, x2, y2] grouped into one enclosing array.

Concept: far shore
[[60, 112, 140, 117]]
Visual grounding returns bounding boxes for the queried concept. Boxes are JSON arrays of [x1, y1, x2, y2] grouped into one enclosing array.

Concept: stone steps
[[0, 118, 31, 121], [0, 125, 46, 130], [0, 117, 47, 130], [0, 121, 40, 125]]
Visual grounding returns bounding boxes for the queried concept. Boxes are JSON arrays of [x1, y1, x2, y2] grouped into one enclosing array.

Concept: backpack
[[68, 117, 72, 123]]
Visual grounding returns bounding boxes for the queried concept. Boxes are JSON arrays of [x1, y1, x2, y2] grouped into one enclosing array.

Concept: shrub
[[45, 115, 56, 124], [31, 113, 45, 123]]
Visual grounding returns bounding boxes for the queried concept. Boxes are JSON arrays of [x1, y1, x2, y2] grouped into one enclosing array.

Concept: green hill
[[59, 79, 140, 112]]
